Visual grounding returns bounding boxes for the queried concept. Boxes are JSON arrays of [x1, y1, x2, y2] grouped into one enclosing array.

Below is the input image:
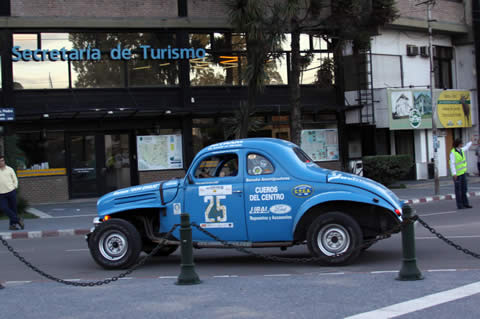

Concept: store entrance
[[68, 133, 135, 198]]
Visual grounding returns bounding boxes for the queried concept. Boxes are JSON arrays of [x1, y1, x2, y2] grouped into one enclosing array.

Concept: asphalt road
[[2, 197, 480, 319]]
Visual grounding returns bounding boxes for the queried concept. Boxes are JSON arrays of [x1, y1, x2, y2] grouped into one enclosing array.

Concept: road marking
[[49, 214, 96, 219], [119, 277, 133, 280], [27, 207, 52, 218], [264, 274, 291, 277], [0, 233, 12, 240], [417, 235, 480, 240], [5, 281, 32, 285], [213, 275, 239, 278], [319, 272, 345, 276], [419, 211, 457, 217], [158, 276, 177, 279], [345, 281, 480, 319], [370, 271, 398, 274], [427, 269, 456, 272]]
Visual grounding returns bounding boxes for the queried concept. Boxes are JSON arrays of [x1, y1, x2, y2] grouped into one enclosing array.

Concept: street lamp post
[[418, 0, 440, 195], [428, 1, 440, 195]]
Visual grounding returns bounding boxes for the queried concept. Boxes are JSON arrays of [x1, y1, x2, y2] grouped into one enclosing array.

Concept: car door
[[244, 151, 306, 242], [184, 151, 247, 241]]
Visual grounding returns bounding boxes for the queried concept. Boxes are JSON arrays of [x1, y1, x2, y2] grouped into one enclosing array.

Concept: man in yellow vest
[[450, 137, 474, 209]]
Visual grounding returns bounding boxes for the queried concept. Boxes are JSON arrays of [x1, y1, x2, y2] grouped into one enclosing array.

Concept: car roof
[[198, 138, 298, 156]]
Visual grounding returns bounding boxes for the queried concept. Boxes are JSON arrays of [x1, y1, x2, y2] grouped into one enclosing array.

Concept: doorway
[[68, 133, 135, 198]]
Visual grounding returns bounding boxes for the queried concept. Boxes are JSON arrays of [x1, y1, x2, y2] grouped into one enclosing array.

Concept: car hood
[[327, 171, 403, 211], [97, 179, 181, 216]]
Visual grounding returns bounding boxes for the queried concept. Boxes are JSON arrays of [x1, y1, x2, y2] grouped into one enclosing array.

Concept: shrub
[[362, 154, 413, 186]]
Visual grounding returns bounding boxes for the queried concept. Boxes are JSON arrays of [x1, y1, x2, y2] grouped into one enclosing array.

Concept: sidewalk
[[1, 176, 480, 240]]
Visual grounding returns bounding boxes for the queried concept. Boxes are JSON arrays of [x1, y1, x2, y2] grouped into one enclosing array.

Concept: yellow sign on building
[[437, 91, 472, 128]]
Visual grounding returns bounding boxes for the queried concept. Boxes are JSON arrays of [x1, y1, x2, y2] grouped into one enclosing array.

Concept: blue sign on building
[[0, 108, 15, 121]]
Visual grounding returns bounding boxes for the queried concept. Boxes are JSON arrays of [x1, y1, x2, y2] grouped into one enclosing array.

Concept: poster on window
[[300, 129, 339, 161], [137, 135, 183, 170], [388, 89, 433, 130]]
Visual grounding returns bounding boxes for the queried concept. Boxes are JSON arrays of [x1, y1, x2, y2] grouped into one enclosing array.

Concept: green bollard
[[176, 213, 201, 285], [396, 204, 424, 281]]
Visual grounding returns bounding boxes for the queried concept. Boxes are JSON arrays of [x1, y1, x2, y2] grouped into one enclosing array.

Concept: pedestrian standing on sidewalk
[[0, 155, 24, 230], [450, 137, 474, 209]]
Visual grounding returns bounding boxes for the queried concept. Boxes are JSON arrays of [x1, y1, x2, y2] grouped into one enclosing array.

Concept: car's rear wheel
[[307, 212, 362, 265], [88, 219, 142, 269]]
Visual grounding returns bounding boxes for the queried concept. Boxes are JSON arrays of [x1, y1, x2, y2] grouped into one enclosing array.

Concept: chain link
[[192, 217, 417, 263], [7, 215, 473, 285], [0, 224, 179, 287], [416, 216, 480, 259]]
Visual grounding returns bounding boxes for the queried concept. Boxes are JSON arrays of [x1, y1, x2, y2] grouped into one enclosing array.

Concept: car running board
[[192, 241, 294, 249]]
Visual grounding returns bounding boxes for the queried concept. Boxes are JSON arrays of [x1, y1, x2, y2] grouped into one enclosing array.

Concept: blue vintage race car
[[87, 138, 404, 269]]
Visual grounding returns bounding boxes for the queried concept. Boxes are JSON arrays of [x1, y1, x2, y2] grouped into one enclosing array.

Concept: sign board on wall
[[137, 135, 183, 171], [300, 129, 339, 161], [437, 90, 472, 128], [388, 89, 432, 130]]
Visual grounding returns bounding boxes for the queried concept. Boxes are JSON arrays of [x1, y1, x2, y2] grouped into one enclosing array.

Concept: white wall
[[371, 29, 452, 88], [455, 45, 476, 90]]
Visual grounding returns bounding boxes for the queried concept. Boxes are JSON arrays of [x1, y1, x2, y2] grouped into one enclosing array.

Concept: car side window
[[247, 153, 274, 175], [194, 154, 238, 178]]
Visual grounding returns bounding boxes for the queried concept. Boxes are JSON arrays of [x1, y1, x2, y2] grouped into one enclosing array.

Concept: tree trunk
[[289, 29, 302, 145]]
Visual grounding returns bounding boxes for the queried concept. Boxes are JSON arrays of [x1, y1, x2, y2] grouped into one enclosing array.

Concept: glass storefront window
[[312, 36, 328, 50], [299, 53, 334, 85], [128, 54, 179, 87], [13, 60, 69, 89], [16, 131, 65, 171], [280, 33, 291, 51], [264, 54, 287, 85], [189, 34, 212, 50], [232, 33, 246, 51], [41, 33, 74, 50], [71, 57, 124, 88], [190, 54, 242, 86], [300, 34, 311, 51], [192, 118, 229, 155], [13, 34, 38, 50], [68, 33, 98, 50]]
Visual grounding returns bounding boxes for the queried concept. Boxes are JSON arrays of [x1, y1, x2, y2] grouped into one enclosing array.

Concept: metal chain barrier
[[192, 216, 418, 263], [416, 216, 480, 259], [0, 224, 179, 287]]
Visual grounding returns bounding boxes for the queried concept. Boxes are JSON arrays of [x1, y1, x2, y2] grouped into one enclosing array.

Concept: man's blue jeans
[[0, 190, 19, 225], [454, 174, 469, 209]]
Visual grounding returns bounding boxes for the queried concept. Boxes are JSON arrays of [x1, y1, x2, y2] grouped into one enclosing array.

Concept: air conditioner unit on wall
[[406, 45, 419, 56], [420, 46, 429, 57]]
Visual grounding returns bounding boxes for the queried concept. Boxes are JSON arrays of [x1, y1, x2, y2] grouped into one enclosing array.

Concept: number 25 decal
[[204, 195, 227, 222]]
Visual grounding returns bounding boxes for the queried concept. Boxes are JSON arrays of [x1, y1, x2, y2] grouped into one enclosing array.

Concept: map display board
[[137, 135, 183, 170], [300, 129, 339, 161]]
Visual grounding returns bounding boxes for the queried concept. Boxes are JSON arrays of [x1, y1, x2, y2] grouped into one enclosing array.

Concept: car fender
[[291, 190, 399, 234]]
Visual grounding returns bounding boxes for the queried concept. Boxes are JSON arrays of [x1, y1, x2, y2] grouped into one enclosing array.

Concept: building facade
[[0, 0, 342, 203], [344, 0, 478, 179]]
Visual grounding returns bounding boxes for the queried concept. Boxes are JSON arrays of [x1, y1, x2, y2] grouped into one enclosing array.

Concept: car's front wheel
[[88, 219, 142, 269], [307, 212, 362, 265]]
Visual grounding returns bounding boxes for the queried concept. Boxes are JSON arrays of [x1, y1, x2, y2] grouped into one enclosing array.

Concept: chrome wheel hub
[[317, 224, 350, 256], [99, 231, 128, 261]]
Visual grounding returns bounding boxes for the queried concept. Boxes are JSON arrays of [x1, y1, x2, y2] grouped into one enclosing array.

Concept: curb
[[403, 191, 480, 205], [1, 191, 480, 241], [0, 229, 90, 240]]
